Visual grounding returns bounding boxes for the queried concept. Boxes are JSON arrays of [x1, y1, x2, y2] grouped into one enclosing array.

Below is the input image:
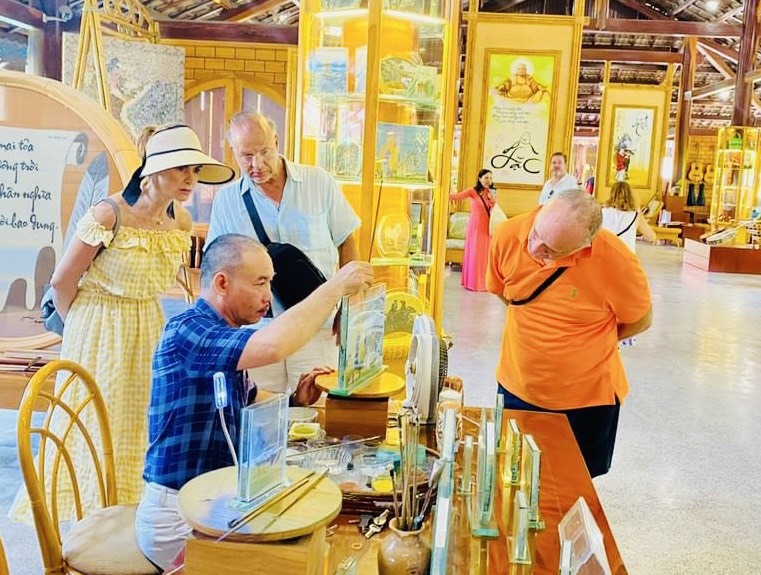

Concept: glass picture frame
[[235, 395, 289, 509]]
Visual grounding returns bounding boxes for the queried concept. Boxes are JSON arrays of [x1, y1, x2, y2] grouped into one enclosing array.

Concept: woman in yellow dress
[[10, 124, 235, 522]]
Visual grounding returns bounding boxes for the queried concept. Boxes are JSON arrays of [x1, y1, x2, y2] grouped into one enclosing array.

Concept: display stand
[[467, 409, 498, 538], [508, 490, 531, 565], [294, 0, 460, 328], [710, 126, 760, 228], [502, 418, 521, 486], [179, 466, 341, 575], [521, 434, 545, 531], [316, 371, 405, 438]]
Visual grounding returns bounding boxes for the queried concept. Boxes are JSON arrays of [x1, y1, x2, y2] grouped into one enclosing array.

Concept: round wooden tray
[[315, 371, 405, 398], [178, 466, 342, 542]]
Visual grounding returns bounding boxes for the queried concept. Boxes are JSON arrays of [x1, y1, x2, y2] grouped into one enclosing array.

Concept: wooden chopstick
[[257, 468, 329, 532], [222, 471, 315, 535]]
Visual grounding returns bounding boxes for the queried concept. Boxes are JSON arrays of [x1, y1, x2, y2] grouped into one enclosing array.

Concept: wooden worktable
[[325, 408, 626, 574]]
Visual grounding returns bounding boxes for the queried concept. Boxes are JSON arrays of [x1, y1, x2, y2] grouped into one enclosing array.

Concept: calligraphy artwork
[[0, 126, 91, 336], [608, 106, 656, 188], [480, 51, 558, 187]]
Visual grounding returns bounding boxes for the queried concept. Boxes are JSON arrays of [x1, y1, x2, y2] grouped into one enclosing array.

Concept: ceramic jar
[[378, 518, 431, 575]]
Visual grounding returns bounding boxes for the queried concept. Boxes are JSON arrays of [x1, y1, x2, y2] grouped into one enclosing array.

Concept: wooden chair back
[[16, 360, 118, 575]]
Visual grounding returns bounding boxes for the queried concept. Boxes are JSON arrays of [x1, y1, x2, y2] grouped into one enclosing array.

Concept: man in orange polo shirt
[[487, 189, 652, 477]]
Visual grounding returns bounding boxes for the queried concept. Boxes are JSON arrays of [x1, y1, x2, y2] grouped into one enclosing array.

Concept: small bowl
[[289, 422, 321, 440], [289, 407, 318, 423]]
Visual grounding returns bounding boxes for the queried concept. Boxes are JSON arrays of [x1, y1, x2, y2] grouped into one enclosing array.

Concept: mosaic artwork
[[62, 33, 184, 139]]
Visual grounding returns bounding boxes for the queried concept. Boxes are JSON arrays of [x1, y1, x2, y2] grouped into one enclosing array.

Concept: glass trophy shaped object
[[335, 284, 387, 396], [235, 394, 289, 510], [494, 393, 504, 452], [558, 497, 613, 575], [375, 213, 411, 262], [508, 489, 531, 565], [502, 418, 521, 486], [459, 434, 473, 495], [430, 408, 457, 575], [521, 434, 545, 530], [469, 408, 498, 538]]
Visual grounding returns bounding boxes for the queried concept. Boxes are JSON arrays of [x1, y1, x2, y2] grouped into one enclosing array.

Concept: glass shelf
[[315, 7, 447, 27], [306, 92, 440, 111], [371, 255, 433, 267]]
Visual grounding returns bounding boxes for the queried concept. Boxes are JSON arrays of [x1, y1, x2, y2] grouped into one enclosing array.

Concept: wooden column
[[41, 0, 63, 80], [674, 37, 696, 186], [732, 0, 760, 125]]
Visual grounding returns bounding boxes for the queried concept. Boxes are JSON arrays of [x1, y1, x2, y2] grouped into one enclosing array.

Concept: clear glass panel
[[184, 87, 226, 223]]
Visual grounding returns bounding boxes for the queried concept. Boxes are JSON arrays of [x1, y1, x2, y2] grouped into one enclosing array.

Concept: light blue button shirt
[[206, 158, 361, 321]]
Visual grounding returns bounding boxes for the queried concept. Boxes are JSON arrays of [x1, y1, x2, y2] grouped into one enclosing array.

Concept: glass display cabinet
[[295, 0, 459, 326], [710, 126, 761, 228]]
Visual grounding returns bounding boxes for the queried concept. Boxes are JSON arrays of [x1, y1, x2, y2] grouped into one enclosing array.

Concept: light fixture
[[718, 89, 731, 101], [704, 0, 720, 12]]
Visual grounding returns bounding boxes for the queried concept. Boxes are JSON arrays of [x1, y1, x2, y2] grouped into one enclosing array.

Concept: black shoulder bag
[[41, 197, 121, 335], [241, 187, 326, 309], [509, 267, 568, 306]]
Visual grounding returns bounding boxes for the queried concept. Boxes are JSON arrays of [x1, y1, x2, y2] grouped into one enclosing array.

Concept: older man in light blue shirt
[[207, 112, 361, 394]]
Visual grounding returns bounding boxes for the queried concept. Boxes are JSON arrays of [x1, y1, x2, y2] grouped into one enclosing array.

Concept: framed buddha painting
[[479, 50, 560, 188]]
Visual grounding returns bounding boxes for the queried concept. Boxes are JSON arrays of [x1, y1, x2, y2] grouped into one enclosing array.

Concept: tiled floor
[[2, 243, 761, 573]]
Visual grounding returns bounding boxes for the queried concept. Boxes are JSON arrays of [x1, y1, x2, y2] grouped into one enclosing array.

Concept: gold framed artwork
[[608, 105, 657, 188], [479, 50, 560, 188]]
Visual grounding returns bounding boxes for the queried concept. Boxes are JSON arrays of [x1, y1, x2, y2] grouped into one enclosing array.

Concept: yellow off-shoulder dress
[[9, 207, 190, 523]]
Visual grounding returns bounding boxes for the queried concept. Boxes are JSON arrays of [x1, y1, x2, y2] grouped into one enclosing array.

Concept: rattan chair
[[16, 360, 158, 575]]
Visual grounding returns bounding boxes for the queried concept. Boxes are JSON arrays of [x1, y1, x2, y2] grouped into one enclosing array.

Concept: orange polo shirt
[[486, 208, 651, 410]]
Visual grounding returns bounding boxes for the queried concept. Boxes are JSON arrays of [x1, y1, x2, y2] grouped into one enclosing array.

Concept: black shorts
[[498, 385, 621, 478]]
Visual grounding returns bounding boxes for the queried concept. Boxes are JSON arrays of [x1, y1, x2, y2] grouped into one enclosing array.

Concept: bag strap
[[477, 190, 491, 217], [241, 183, 272, 247], [510, 266, 568, 306], [617, 213, 638, 237], [94, 197, 121, 256]]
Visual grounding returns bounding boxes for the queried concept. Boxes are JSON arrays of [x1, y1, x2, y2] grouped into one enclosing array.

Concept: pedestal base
[[184, 526, 325, 575], [324, 395, 389, 438]]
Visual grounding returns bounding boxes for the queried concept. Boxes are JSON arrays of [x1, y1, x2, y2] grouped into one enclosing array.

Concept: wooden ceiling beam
[[159, 20, 297, 44], [695, 44, 761, 111], [613, 0, 668, 20], [698, 39, 739, 63], [591, 19, 741, 37], [670, 0, 698, 17], [696, 43, 734, 78], [0, 0, 44, 30], [715, 5, 743, 23], [219, 0, 289, 21], [581, 48, 682, 64], [211, 0, 234, 9], [692, 78, 736, 99]]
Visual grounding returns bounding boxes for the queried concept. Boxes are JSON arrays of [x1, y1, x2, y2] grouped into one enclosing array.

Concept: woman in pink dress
[[449, 169, 495, 291]]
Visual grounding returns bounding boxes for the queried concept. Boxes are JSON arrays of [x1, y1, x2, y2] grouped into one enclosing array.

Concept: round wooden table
[[316, 371, 405, 398], [178, 466, 342, 543]]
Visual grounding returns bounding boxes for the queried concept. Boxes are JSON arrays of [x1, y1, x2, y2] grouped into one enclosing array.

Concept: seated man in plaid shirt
[[135, 233, 373, 569]]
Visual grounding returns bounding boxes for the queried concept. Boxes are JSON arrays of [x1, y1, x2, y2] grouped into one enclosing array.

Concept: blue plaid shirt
[[143, 298, 255, 490]]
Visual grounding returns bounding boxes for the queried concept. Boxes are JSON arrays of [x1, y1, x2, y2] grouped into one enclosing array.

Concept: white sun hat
[[140, 124, 236, 185]]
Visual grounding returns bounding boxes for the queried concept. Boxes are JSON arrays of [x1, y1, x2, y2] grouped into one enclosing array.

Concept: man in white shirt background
[[537, 151, 578, 205], [206, 112, 361, 395]]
